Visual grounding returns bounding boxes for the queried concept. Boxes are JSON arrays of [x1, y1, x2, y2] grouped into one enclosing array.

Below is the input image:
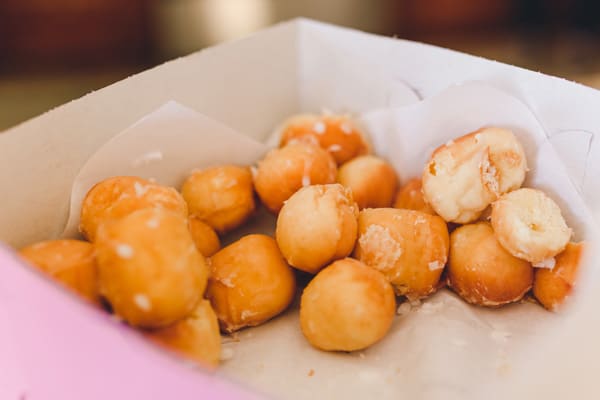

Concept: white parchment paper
[[62, 83, 597, 400]]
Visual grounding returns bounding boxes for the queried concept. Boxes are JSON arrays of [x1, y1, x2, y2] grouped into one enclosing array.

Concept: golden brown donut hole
[[80, 176, 188, 241], [206, 234, 296, 333], [19, 239, 99, 305], [181, 165, 255, 234], [393, 177, 436, 215], [300, 258, 395, 351], [253, 142, 337, 214], [354, 208, 449, 300], [337, 155, 398, 209], [447, 222, 533, 306], [147, 299, 221, 368], [533, 242, 585, 311], [278, 114, 370, 165], [188, 216, 221, 257], [95, 208, 208, 328]]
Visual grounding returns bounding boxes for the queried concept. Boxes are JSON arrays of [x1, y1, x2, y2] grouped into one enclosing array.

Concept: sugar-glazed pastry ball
[[337, 155, 398, 209], [253, 142, 337, 213], [95, 208, 208, 328], [19, 239, 99, 305], [188, 216, 221, 257], [181, 165, 255, 234], [148, 299, 221, 368], [491, 188, 572, 264], [300, 258, 395, 351], [422, 127, 527, 223], [206, 234, 296, 332], [533, 242, 585, 311], [276, 184, 359, 274], [393, 177, 436, 215], [278, 114, 370, 164], [448, 222, 533, 306], [80, 176, 188, 241], [353, 208, 449, 300]]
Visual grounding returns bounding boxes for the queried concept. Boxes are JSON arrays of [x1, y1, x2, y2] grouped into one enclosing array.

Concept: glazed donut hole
[[188, 216, 221, 257], [533, 242, 585, 311], [422, 127, 527, 224], [181, 165, 255, 234], [147, 299, 221, 368], [447, 222, 534, 307], [253, 142, 337, 214], [491, 188, 572, 264], [95, 208, 208, 329], [337, 155, 398, 209], [278, 113, 370, 165], [393, 177, 436, 215], [353, 208, 450, 300], [300, 258, 396, 352], [19, 239, 99, 305], [276, 184, 359, 274], [206, 234, 296, 333], [80, 176, 188, 241]]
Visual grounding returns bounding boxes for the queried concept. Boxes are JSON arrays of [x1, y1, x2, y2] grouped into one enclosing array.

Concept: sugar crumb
[[533, 257, 556, 269], [133, 294, 152, 312], [313, 121, 326, 134], [116, 244, 134, 259]]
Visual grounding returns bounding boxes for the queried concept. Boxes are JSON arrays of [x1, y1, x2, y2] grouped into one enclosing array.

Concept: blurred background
[[1, 0, 599, 131]]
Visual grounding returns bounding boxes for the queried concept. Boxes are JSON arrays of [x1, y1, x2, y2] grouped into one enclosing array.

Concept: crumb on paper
[[358, 369, 381, 383], [490, 329, 512, 343], [409, 298, 422, 307], [396, 302, 411, 316], [220, 347, 235, 361], [495, 348, 511, 376], [308, 369, 315, 377], [131, 150, 163, 167], [359, 352, 366, 359], [419, 301, 444, 315]]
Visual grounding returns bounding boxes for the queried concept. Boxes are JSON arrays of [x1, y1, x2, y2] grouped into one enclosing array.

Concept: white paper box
[[1, 19, 599, 400]]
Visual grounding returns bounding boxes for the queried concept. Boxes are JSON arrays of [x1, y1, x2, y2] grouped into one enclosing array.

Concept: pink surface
[[0, 244, 261, 400]]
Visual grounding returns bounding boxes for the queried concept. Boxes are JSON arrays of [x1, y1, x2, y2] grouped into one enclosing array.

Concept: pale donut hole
[[276, 184, 359, 274], [491, 188, 572, 263], [422, 127, 527, 223]]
